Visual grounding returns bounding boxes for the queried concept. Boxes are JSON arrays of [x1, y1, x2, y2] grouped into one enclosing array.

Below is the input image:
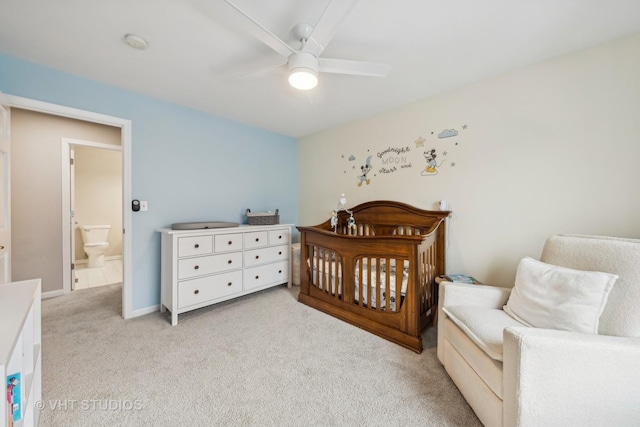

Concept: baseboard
[[130, 304, 160, 318], [42, 289, 67, 299], [75, 255, 123, 265]]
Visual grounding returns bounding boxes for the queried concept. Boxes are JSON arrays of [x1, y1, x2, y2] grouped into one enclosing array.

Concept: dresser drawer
[[214, 233, 243, 253], [178, 251, 243, 280], [268, 228, 290, 245], [244, 244, 289, 268], [243, 260, 289, 291], [178, 270, 242, 309], [178, 235, 213, 258], [244, 231, 268, 249]]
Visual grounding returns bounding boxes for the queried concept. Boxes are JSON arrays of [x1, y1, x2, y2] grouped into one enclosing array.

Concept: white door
[[0, 94, 11, 284]]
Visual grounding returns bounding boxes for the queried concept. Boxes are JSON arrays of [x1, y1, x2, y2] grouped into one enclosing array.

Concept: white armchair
[[437, 235, 640, 427]]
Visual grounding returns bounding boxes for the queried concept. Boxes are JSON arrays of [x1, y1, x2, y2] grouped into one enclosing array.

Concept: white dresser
[[158, 224, 292, 325]]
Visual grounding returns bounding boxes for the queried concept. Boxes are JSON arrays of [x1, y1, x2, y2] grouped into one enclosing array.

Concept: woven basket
[[246, 209, 279, 225]]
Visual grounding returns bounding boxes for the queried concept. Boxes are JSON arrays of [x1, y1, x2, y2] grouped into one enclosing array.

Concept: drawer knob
[[255, 238, 259, 242], [278, 251, 282, 255], [278, 235, 282, 239], [194, 265, 200, 270], [255, 275, 259, 279], [228, 240, 232, 245], [194, 243, 200, 249], [279, 270, 282, 274], [227, 282, 232, 287], [255, 255, 259, 259], [194, 289, 199, 295], [228, 260, 232, 264]]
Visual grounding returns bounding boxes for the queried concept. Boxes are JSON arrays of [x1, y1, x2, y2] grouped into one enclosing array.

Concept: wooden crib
[[297, 200, 449, 353]]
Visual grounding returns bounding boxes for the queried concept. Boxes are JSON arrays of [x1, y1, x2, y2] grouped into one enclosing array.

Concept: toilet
[[79, 225, 111, 268]]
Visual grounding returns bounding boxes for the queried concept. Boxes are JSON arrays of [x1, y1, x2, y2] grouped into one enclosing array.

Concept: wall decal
[[338, 123, 468, 183], [343, 154, 358, 173], [438, 129, 458, 138], [421, 148, 447, 176], [377, 146, 412, 175], [357, 155, 373, 186]]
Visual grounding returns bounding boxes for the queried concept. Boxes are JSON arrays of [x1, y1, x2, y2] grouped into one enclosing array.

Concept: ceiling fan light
[[289, 68, 318, 90]]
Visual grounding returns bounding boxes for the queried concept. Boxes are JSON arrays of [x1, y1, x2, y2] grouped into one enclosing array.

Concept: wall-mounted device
[[132, 199, 140, 212]]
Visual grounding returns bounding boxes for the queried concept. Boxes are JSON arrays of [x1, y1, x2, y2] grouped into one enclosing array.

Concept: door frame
[[8, 95, 134, 319], [61, 138, 123, 293], [0, 97, 10, 284]]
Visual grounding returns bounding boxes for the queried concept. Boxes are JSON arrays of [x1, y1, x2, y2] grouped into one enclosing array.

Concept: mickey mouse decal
[[357, 155, 372, 186], [421, 149, 446, 176]]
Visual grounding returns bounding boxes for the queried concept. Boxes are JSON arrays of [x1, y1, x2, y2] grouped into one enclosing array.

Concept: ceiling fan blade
[[224, 0, 296, 58], [318, 58, 390, 77], [303, 0, 360, 57], [223, 62, 287, 81]]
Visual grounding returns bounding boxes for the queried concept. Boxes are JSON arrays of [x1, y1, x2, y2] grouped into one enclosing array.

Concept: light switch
[[140, 201, 148, 211]]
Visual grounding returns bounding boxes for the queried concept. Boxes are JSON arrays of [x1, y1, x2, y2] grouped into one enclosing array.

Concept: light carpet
[[40, 284, 481, 426]]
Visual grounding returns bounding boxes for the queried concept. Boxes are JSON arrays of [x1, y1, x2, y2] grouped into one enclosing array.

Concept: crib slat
[[395, 258, 401, 312], [430, 245, 435, 308], [358, 258, 364, 307], [312, 246, 318, 291], [334, 252, 340, 300], [321, 249, 327, 293], [379, 258, 385, 312]]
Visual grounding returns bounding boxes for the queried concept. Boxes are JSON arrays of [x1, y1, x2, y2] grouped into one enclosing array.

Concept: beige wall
[[11, 108, 120, 292], [73, 146, 122, 261], [297, 33, 640, 287]]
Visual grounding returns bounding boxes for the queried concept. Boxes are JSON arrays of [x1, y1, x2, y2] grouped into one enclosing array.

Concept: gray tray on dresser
[[170, 221, 239, 230]]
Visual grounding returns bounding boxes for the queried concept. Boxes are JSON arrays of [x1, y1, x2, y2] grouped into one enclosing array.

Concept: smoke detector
[[124, 34, 148, 50]]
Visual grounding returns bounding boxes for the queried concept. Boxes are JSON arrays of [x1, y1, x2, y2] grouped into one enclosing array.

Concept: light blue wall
[[0, 53, 298, 312]]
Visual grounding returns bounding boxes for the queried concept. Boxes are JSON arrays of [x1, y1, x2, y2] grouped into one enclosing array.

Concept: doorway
[[63, 139, 123, 291], [9, 95, 134, 319]]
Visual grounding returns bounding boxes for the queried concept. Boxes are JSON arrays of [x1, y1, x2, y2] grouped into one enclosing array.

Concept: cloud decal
[[348, 155, 356, 161], [438, 129, 458, 139]]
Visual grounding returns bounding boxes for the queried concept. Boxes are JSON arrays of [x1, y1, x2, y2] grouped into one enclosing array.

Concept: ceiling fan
[[224, 0, 391, 90]]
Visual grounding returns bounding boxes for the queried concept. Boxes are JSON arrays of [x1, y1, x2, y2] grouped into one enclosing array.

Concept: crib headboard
[[313, 200, 450, 237]]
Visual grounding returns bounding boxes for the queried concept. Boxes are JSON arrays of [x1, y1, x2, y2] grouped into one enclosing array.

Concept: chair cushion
[[504, 257, 618, 334], [541, 234, 640, 337], [442, 305, 528, 361]]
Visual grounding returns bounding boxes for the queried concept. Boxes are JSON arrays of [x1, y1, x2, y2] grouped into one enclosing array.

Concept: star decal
[[415, 136, 425, 147], [451, 162, 456, 167], [462, 124, 468, 130], [443, 151, 448, 156]]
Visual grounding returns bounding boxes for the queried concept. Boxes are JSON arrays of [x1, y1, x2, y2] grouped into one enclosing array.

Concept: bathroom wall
[[11, 108, 121, 292], [73, 146, 122, 261]]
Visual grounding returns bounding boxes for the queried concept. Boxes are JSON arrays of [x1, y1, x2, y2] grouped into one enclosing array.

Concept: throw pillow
[[503, 257, 618, 334]]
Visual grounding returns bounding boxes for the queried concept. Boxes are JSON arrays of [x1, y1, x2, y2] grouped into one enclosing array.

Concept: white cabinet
[[0, 279, 41, 427], [159, 225, 292, 325]]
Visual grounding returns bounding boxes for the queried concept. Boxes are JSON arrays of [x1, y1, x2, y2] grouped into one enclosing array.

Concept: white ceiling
[[2, 0, 640, 138]]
